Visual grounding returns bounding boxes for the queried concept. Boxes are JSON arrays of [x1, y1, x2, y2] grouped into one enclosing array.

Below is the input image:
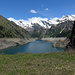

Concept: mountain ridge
[[8, 14, 75, 37], [8, 14, 75, 29]]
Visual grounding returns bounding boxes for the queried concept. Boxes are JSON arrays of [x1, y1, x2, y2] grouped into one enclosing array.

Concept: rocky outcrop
[[65, 21, 75, 51], [52, 38, 70, 48]]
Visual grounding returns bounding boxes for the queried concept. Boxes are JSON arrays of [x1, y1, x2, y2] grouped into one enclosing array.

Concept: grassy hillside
[[0, 53, 75, 75], [0, 15, 30, 38]]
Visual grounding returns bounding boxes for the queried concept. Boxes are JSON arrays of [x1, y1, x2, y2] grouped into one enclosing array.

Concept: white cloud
[[30, 10, 37, 13], [45, 8, 48, 10]]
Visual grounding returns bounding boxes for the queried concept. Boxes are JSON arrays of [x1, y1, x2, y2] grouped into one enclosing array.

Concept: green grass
[[0, 53, 75, 75]]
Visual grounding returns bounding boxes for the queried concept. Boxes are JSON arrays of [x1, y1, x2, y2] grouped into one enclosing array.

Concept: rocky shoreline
[[0, 37, 70, 50], [52, 38, 70, 48], [0, 38, 36, 50], [42, 37, 69, 48]]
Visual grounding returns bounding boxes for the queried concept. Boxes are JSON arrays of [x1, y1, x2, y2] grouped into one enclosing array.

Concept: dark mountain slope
[[46, 21, 74, 37], [66, 21, 75, 51], [28, 20, 74, 38]]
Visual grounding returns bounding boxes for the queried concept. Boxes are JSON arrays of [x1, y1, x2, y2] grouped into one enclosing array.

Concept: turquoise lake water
[[0, 40, 65, 54]]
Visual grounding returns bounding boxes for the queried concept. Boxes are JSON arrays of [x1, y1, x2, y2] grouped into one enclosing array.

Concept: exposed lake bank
[[42, 37, 66, 43], [42, 37, 70, 48], [0, 37, 67, 50], [0, 38, 36, 50]]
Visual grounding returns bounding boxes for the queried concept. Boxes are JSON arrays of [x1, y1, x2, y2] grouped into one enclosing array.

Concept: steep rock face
[[48, 21, 74, 37], [66, 21, 75, 51], [29, 20, 74, 37]]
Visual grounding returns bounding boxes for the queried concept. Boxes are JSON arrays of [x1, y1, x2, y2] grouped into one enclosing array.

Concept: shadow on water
[[0, 40, 65, 54]]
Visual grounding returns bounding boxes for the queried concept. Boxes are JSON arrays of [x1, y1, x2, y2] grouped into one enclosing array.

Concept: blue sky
[[0, 0, 75, 20]]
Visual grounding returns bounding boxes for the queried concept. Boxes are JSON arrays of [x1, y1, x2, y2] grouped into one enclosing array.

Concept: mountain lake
[[0, 40, 65, 54]]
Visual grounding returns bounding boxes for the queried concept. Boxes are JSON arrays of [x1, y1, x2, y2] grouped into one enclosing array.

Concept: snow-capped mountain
[[56, 15, 75, 23], [8, 14, 75, 37], [17, 20, 52, 29], [8, 14, 75, 30]]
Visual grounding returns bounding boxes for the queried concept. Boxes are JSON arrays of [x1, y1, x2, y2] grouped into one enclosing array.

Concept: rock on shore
[[52, 38, 70, 48]]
